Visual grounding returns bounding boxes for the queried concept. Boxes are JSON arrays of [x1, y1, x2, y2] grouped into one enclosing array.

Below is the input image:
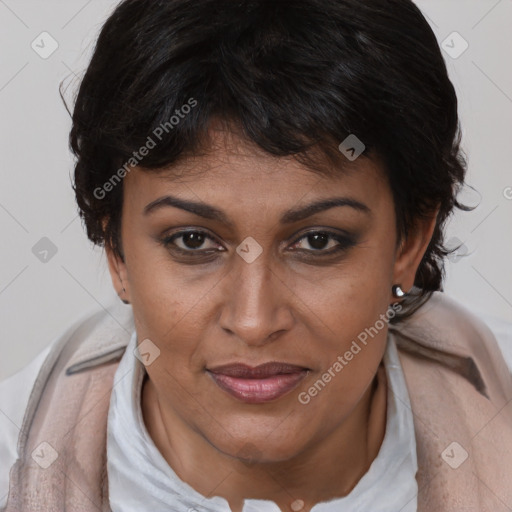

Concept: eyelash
[[159, 229, 357, 259]]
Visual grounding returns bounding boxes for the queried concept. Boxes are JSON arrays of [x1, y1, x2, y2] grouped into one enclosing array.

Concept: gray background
[[1, 0, 511, 380]]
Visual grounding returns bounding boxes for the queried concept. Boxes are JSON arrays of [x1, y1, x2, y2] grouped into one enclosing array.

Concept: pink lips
[[207, 362, 309, 403]]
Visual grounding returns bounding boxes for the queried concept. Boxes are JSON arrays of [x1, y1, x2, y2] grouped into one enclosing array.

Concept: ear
[[103, 219, 131, 304], [391, 209, 439, 301]]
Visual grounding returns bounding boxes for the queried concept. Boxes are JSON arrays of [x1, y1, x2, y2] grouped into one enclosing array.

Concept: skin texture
[[106, 126, 437, 512]]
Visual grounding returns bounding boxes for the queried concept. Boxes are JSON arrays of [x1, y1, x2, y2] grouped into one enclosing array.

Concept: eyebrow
[[143, 194, 371, 225]]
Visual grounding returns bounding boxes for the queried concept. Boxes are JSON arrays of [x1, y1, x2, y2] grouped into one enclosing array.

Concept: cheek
[[289, 255, 392, 402], [304, 278, 389, 372], [292, 277, 390, 426], [125, 234, 203, 335], [128, 266, 220, 385], [294, 249, 393, 337]]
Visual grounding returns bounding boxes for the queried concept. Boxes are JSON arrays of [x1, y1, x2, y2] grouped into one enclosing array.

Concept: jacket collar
[[65, 301, 134, 375]]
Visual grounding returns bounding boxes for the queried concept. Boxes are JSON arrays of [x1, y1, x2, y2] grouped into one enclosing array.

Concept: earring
[[392, 284, 406, 298]]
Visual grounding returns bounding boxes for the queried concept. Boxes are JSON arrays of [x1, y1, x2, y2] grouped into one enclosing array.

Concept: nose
[[218, 253, 295, 347]]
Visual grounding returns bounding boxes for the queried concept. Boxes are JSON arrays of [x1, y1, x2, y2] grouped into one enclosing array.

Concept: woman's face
[[107, 127, 435, 463]]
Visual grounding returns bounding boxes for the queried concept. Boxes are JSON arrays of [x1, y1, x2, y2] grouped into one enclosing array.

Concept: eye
[[161, 230, 224, 254], [159, 228, 357, 261], [288, 230, 356, 255]]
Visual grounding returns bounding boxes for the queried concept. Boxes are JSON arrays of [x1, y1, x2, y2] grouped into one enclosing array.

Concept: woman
[[2, 0, 512, 511]]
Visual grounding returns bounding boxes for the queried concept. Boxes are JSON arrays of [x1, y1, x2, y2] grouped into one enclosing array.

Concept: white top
[[1, 304, 511, 511], [107, 329, 418, 512]]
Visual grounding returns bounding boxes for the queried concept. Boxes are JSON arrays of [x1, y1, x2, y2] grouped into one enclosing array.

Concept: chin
[[211, 430, 306, 465]]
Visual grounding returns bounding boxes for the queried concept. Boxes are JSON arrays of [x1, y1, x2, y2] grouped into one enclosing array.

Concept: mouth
[[206, 362, 310, 404]]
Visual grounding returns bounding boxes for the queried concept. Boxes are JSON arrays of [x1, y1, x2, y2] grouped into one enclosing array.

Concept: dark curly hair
[[64, 0, 471, 322]]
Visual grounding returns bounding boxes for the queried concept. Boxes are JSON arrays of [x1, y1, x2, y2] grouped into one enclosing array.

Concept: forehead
[[123, 127, 389, 211]]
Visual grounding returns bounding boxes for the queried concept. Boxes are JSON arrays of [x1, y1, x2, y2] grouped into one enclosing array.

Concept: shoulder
[[0, 301, 134, 509], [427, 292, 512, 371], [0, 345, 51, 509], [394, 291, 510, 358], [392, 291, 512, 401], [465, 307, 512, 373]]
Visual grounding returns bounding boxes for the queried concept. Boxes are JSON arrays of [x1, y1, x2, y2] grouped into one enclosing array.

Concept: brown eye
[[178, 232, 207, 250], [303, 233, 331, 250], [161, 230, 223, 253], [289, 230, 356, 255]]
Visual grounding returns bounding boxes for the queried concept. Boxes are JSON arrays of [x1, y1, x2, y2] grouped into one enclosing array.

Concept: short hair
[[66, 0, 470, 322]]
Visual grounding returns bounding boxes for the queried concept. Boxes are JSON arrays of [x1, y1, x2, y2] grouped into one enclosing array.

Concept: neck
[[141, 363, 387, 512]]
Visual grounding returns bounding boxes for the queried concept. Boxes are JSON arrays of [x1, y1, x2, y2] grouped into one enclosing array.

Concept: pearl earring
[[392, 284, 406, 298]]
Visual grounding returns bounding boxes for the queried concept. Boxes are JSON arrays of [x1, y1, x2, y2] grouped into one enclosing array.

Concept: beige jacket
[[3, 291, 512, 511]]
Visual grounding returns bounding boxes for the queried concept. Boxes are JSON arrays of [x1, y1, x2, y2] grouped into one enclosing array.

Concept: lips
[[208, 362, 309, 378], [206, 362, 310, 403]]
